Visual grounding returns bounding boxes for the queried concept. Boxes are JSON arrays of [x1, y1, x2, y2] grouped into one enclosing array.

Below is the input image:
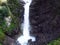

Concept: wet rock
[[3, 36, 15, 45], [29, 0, 60, 45]]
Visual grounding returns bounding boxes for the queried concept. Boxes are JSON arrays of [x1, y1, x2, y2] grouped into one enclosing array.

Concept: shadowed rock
[[29, 0, 60, 45]]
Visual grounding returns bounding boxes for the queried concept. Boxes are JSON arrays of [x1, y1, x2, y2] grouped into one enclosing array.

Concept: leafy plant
[[0, 43, 2, 45], [48, 38, 60, 45], [0, 29, 5, 42], [0, 0, 22, 45], [7, 0, 23, 17]]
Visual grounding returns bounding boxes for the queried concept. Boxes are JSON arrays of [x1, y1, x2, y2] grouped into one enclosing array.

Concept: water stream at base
[[17, 0, 36, 45]]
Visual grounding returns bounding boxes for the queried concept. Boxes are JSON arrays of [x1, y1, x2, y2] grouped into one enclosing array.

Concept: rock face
[[29, 0, 60, 45], [3, 36, 15, 45]]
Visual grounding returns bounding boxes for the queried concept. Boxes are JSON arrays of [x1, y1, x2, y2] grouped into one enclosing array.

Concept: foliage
[[7, 0, 23, 17], [0, 0, 22, 42], [0, 43, 2, 45], [0, 6, 8, 42], [0, 0, 23, 45], [0, 29, 5, 42], [0, 6, 8, 26], [48, 38, 60, 45]]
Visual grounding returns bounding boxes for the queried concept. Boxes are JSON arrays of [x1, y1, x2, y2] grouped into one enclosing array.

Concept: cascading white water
[[17, 0, 35, 45]]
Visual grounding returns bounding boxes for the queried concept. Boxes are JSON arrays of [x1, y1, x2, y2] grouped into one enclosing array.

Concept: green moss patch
[[48, 38, 60, 45]]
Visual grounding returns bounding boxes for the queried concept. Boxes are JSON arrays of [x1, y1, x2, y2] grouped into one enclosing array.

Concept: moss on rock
[[48, 38, 60, 45]]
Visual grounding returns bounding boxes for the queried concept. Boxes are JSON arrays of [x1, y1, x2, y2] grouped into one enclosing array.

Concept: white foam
[[17, 0, 35, 45]]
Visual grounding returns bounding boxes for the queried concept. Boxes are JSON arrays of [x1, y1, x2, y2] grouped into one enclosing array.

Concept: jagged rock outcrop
[[29, 0, 60, 45]]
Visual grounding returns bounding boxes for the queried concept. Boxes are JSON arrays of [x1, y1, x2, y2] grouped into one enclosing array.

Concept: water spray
[[17, 0, 36, 45]]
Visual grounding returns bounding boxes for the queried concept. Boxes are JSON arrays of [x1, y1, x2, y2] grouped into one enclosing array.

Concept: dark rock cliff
[[29, 0, 60, 45]]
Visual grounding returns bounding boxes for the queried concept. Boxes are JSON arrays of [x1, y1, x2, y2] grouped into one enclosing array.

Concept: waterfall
[[17, 0, 35, 45]]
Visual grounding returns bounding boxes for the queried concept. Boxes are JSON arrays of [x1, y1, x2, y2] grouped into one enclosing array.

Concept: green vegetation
[[0, 30, 5, 42], [0, 0, 60, 45], [0, 43, 2, 45], [48, 38, 60, 45], [0, 0, 22, 44], [7, 0, 23, 17], [0, 6, 8, 42]]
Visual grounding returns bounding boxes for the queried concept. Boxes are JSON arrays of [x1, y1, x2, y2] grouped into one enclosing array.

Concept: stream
[[17, 0, 36, 45]]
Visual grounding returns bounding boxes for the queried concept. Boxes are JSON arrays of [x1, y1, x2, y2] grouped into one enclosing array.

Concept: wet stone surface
[[29, 0, 60, 45]]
